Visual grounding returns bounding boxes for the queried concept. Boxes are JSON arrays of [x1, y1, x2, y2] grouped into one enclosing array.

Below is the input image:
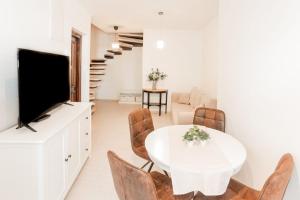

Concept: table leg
[[142, 91, 144, 108], [159, 93, 162, 116], [165, 91, 168, 113], [147, 92, 150, 109]]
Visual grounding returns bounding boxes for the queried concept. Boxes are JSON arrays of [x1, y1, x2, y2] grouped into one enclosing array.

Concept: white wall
[[90, 27, 143, 100], [218, 0, 300, 199], [0, 0, 91, 131], [90, 25, 110, 59], [142, 29, 204, 104], [201, 17, 218, 99]]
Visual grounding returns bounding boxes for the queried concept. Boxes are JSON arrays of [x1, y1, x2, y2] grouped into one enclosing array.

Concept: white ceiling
[[82, 0, 219, 33]]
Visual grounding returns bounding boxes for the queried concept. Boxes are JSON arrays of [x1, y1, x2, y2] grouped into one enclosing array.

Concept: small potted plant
[[147, 68, 167, 90], [183, 126, 210, 147]]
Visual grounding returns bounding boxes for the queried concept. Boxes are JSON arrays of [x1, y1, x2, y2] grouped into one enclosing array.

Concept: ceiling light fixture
[[156, 11, 165, 49], [112, 26, 120, 49]]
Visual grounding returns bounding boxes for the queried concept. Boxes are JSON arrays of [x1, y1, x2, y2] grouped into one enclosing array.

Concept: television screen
[[18, 49, 70, 126]]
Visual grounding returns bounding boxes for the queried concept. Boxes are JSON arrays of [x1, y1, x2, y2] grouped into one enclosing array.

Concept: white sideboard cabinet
[[0, 102, 92, 200]]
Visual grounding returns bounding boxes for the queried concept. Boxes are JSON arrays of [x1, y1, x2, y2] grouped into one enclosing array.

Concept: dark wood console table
[[142, 89, 168, 116]]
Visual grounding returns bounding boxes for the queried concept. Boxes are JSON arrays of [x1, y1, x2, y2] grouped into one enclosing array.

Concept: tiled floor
[[66, 100, 173, 200]]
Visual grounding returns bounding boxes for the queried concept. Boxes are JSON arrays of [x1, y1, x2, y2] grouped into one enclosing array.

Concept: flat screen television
[[18, 49, 70, 131]]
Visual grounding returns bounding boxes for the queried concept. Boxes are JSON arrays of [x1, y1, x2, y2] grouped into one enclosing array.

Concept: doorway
[[70, 30, 82, 102]]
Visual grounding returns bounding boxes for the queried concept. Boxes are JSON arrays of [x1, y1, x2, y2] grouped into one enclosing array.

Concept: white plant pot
[[185, 139, 209, 147], [200, 140, 208, 146], [186, 141, 194, 147]]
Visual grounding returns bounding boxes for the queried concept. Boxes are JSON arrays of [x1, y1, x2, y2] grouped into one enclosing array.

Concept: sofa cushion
[[171, 102, 194, 125], [189, 87, 198, 106], [171, 88, 217, 125], [204, 98, 217, 108], [189, 87, 202, 108], [172, 102, 194, 112], [178, 93, 190, 104]]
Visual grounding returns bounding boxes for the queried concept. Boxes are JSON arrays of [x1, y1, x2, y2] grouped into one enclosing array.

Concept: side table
[[142, 89, 168, 116]]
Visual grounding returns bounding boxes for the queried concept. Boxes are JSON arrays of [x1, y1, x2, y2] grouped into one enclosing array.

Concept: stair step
[[90, 74, 103, 77], [90, 82, 101, 88], [90, 63, 107, 66], [91, 59, 106, 63], [90, 85, 98, 89], [104, 53, 114, 59], [90, 70, 105, 75], [90, 75, 104, 80], [90, 66, 106, 70], [118, 33, 143, 39], [120, 46, 132, 51], [119, 42, 133, 51], [107, 49, 122, 55], [90, 77, 102, 82], [119, 42, 134, 48], [89, 93, 96, 100], [92, 105, 96, 114], [90, 89, 96, 95], [118, 37, 143, 47]]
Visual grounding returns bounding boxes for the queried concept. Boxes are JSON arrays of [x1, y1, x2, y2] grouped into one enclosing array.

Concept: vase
[[152, 81, 157, 90], [200, 140, 208, 146], [186, 141, 194, 147]]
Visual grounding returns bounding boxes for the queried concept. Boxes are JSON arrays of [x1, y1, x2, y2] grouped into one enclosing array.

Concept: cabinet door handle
[[85, 148, 89, 151], [65, 158, 69, 162], [85, 132, 89, 135], [85, 117, 89, 119], [68, 154, 72, 158]]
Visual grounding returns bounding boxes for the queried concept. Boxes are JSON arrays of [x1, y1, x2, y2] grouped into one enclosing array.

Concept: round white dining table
[[145, 125, 247, 196]]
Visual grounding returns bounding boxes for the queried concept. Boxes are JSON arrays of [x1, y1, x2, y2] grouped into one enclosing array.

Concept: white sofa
[[171, 87, 217, 124]]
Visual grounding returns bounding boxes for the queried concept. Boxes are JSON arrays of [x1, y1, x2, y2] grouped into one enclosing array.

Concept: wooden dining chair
[[193, 107, 225, 132], [194, 153, 294, 200], [128, 108, 155, 172], [107, 151, 194, 200]]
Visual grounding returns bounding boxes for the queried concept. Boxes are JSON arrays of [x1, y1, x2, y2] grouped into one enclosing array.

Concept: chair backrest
[[128, 108, 154, 153], [193, 107, 225, 132], [107, 151, 158, 200], [258, 153, 294, 200]]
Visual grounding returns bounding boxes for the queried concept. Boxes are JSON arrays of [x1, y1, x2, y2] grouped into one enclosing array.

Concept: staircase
[[89, 33, 143, 114]]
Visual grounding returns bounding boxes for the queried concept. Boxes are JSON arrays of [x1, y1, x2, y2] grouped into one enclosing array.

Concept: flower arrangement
[[183, 126, 210, 146], [147, 68, 167, 90]]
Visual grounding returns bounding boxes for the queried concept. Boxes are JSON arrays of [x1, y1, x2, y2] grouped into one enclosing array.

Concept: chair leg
[[141, 161, 150, 169], [147, 162, 154, 172], [163, 170, 169, 177]]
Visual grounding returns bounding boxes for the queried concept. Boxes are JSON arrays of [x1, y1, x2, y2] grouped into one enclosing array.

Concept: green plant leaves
[[183, 126, 210, 142], [148, 68, 167, 81]]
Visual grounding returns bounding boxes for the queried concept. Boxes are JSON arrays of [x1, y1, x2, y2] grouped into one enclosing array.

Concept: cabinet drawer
[[79, 109, 91, 163], [80, 110, 90, 135], [80, 131, 89, 146], [80, 144, 89, 163], [80, 132, 90, 163]]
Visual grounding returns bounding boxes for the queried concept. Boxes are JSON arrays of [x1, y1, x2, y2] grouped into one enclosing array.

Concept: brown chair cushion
[[107, 151, 194, 200], [193, 107, 225, 132], [108, 151, 157, 200], [194, 153, 294, 200], [128, 108, 154, 161], [258, 153, 294, 200]]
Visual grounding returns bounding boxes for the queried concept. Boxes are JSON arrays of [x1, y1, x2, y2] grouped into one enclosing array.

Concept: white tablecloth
[[145, 125, 246, 196]]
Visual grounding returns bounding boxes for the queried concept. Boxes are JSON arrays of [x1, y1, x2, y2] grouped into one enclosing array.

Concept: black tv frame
[[17, 48, 72, 132]]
